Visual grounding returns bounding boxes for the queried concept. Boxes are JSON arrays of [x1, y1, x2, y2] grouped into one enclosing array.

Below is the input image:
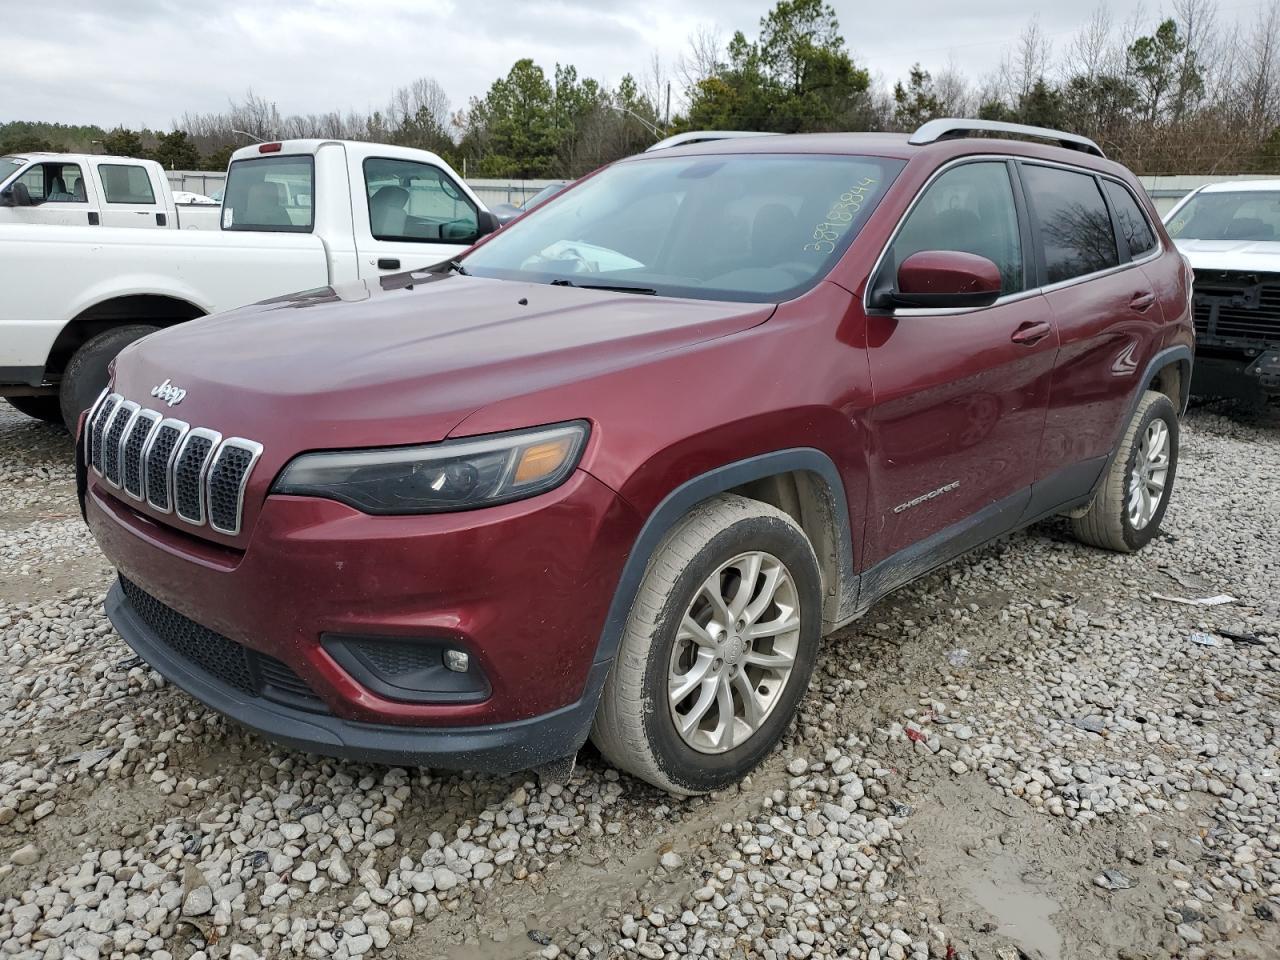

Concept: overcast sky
[[5, 0, 1261, 129]]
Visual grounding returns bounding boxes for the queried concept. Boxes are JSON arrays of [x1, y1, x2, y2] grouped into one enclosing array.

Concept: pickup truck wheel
[[5, 396, 65, 426], [58, 325, 159, 431], [1071, 390, 1178, 553], [591, 494, 822, 795]]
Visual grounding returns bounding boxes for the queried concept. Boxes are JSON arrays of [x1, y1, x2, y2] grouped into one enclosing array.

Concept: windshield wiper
[[446, 258, 468, 276], [548, 278, 657, 295]]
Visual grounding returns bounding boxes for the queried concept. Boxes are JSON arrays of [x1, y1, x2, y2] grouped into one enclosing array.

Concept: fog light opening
[[444, 649, 470, 673]]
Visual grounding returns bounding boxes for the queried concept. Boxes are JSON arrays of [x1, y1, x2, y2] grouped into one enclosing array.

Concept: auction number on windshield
[[804, 178, 879, 254]]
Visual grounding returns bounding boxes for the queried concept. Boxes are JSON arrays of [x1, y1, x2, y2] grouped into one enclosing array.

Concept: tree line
[[5, 0, 1280, 178]]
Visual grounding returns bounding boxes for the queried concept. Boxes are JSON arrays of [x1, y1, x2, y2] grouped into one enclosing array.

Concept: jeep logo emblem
[[150, 378, 187, 407]]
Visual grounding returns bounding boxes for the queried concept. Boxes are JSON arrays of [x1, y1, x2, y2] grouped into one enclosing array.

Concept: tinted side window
[[1103, 180, 1157, 259], [98, 164, 156, 204], [887, 161, 1025, 294], [363, 157, 478, 243], [1021, 165, 1118, 283]]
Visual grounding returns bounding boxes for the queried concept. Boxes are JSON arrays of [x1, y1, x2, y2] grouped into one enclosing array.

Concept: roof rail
[[645, 130, 780, 152], [908, 118, 1105, 159]]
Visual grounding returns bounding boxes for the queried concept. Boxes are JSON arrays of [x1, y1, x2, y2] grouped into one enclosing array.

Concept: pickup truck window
[[17, 162, 87, 203], [222, 155, 314, 233], [1166, 190, 1280, 242], [363, 157, 478, 244], [461, 153, 905, 303], [98, 164, 155, 204], [0, 157, 21, 182]]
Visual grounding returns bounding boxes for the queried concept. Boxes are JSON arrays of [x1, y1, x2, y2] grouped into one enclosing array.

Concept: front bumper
[[1191, 352, 1280, 399], [86, 467, 640, 769], [107, 580, 611, 770]]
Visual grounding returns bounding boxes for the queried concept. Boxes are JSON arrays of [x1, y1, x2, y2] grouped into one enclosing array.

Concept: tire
[[5, 396, 64, 426], [58, 325, 159, 431], [1071, 390, 1179, 553], [591, 494, 822, 795]]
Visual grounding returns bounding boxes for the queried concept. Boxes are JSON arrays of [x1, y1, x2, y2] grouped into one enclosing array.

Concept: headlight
[[272, 421, 588, 514]]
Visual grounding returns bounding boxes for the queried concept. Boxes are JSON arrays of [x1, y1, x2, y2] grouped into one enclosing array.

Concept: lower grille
[[119, 577, 326, 712], [357, 639, 442, 677]]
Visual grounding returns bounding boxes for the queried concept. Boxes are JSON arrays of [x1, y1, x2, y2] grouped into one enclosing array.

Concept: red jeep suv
[[79, 120, 1193, 794]]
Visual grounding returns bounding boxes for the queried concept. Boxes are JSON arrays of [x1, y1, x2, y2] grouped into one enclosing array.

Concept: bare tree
[[678, 25, 724, 93], [1062, 5, 1115, 84], [1238, 1, 1280, 135], [1000, 17, 1053, 105]]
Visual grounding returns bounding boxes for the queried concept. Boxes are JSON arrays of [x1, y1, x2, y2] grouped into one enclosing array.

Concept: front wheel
[[591, 494, 822, 795], [58, 325, 160, 431], [1071, 390, 1179, 552]]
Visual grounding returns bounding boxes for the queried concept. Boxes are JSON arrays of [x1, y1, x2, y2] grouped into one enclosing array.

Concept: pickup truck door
[[95, 161, 167, 228], [862, 159, 1057, 572], [2, 160, 96, 226], [349, 154, 482, 279]]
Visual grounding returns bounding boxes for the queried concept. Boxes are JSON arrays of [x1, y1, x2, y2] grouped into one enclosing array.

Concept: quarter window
[[16, 162, 87, 203], [1103, 180, 1157, 259], [363, 158, 478, 244], [1021, 164, 1119, 283], [98, 164, 156, 204], [884, 161, 1025, 295]]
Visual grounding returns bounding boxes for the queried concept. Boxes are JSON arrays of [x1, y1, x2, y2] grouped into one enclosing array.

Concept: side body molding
[[592, 448, 857, 666]]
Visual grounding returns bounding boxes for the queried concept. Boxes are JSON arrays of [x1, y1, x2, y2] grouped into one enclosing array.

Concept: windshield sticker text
[[805, 178, 879, 254]]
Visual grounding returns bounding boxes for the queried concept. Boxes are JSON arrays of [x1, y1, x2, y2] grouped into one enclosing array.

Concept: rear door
[[351, 154, 482, 279], [1024, 163, 1165, 495], [95, 161, 165, 228], [863, 159, 1058, 571]]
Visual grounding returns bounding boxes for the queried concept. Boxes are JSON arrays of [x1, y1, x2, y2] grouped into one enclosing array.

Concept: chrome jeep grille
[[85, 391, 263, 538]]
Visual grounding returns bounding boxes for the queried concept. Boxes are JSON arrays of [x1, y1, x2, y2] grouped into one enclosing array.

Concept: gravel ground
[[0, 401, 1277, 960]]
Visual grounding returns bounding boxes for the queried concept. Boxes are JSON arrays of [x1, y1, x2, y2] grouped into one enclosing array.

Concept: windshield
[[221, 155, 314, 232], [0, 157, 23, 183], [462, 153, 905, 302], [1166, 190, 1280, 242]]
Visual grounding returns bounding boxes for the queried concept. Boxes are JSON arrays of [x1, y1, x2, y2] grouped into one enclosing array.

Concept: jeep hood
[[110, 274, 773, 451], [1173, 237, 1280, 272]]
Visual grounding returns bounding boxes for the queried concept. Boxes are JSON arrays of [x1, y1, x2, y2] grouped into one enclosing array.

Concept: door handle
[[377, 258, 401, 270], [1010, 320, 1052, 345], [1129, 291, 1156, 311]]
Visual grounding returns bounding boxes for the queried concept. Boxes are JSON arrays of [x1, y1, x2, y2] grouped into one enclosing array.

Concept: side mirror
[[476, 210, 501, 237], [873, 250, 1003, 310], [0, 185, 14, 207]]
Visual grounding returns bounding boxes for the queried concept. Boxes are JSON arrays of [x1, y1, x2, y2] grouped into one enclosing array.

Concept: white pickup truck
[[1164, 179, 1280, 404], [0, 153, 220, 230], [1, 140, 499, 427]]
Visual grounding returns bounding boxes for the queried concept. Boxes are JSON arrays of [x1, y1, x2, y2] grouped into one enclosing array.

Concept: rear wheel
[[58, 325, 159, 431], [1071, 390, 1178, 552], [591, 494, 822, 795], [5, 396, 64, 426]]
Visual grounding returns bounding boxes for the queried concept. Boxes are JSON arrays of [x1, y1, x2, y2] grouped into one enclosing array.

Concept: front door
[[6, 161, 93, 225], [863, 159, 1058, 572], [352, 155, 481, 280]]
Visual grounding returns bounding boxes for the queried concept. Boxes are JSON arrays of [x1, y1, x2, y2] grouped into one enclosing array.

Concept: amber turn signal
[[513, 436, 574, 485]]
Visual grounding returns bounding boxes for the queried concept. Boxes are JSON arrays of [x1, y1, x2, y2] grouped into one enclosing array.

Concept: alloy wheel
[[1128, 418, 1170, 530], [667, 551, 801, 754]]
